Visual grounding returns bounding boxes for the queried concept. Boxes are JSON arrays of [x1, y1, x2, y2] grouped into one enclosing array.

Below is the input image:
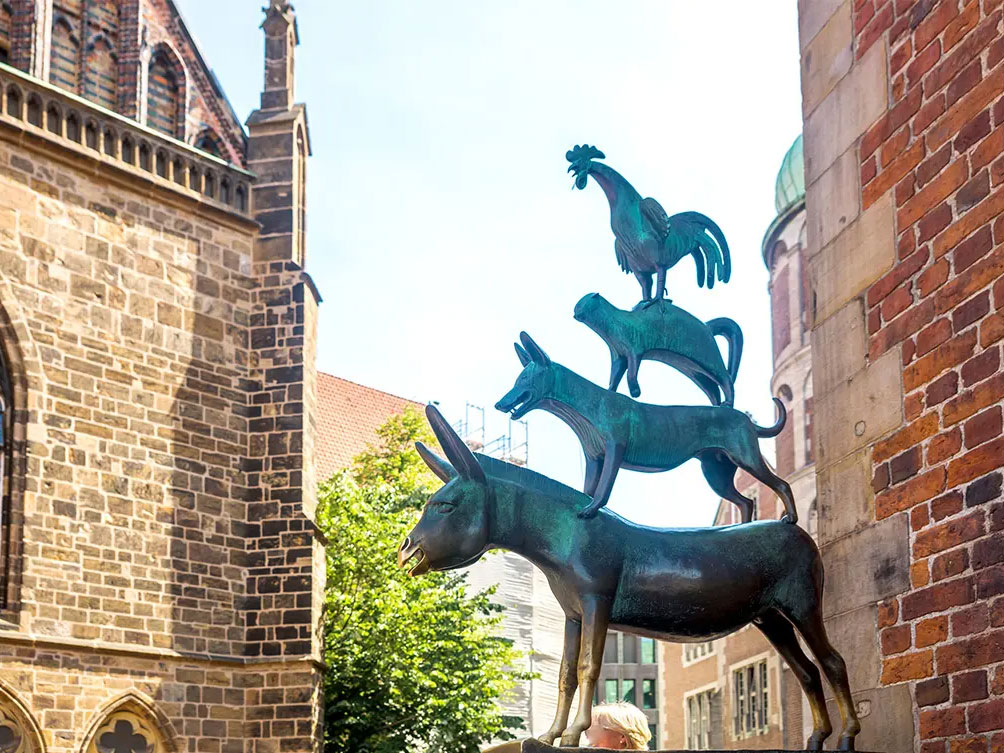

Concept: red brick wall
[[855, 1, 1004, 748], [772, 263, 792, 359]]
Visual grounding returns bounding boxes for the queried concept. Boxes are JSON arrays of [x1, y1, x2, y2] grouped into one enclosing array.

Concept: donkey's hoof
[[537, 731, 559, 746], [806, 730, 831, 751], [837, 735, 856, 751], [577, 505, 600, 519]]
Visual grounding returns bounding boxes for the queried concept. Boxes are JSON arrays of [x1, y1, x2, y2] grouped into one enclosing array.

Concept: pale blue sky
[[175, 0, 803, 527]]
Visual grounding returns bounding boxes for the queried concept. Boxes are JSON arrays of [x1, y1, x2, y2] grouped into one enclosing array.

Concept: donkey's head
[[398, 405, 493, 577], [494, 332, 556, 420]]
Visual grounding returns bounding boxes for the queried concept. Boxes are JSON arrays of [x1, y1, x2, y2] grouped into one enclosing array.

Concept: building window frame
[[684, 686, 716, 751], [0, 305, 25, 621], [731, 657, 770, 739], [682, 640, 715, 666]]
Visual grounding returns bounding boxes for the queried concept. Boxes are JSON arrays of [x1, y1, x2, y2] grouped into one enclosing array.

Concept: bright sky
[[175, 0, 803, 528]]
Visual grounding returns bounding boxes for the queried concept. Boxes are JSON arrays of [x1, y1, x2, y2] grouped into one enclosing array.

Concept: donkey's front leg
[[578, 441, 624, 518], [538, 617, 582, 746], [560, 596, 611, 746]]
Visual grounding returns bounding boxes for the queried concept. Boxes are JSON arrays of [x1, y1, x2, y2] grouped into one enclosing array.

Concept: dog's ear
[[514, 342, 531, 367], [519, 332, 551, 366]]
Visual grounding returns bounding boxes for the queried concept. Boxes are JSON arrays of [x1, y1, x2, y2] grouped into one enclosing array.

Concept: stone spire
[[246, 0, 311, 265], [259, 0, 299, 111]]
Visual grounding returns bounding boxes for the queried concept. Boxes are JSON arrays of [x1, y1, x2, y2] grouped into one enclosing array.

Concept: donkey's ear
[[514, 342, 531, 367], [425, 405, 487, 485], [519, 331, 551, 366], [416, 441, 455, 483]]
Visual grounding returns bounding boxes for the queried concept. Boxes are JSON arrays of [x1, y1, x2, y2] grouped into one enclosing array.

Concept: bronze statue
[[573, 292, 742, 404], [400, 405, 861, 751], [566, 145, 731, 307], [494, 332, 796, 523]]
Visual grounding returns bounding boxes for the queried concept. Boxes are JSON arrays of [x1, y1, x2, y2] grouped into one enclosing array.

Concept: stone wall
[[0, 66, 321, 753], [799, 0, 1004, 749]]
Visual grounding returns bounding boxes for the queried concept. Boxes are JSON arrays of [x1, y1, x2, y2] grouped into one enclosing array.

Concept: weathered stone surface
[[818, 448, 875, 545], [798, 0, 848, 49], [812, 297, 866, 396], [823, 604, 880, 696], [820, 512, 910, 618], [814, 348, 902, 467], [809, 193, 895, 324], [801, 0, 852, 117], [824, 684, 914, 753], [805, 146, 861, 256], [804, 41, 887, 185]]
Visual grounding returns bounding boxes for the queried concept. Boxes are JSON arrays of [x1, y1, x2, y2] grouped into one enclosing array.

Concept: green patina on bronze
[[493, 332, 795, 523], [399, 406, 861, 750], [573, 292, 742, 404], [566, 145, 731, 307]]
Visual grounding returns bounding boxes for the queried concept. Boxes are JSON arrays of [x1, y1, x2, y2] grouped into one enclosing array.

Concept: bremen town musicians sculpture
[[397, 147, 862, 750]]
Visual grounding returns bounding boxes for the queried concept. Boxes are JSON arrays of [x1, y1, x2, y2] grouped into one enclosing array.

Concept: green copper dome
[[774, 134, 804, 214]]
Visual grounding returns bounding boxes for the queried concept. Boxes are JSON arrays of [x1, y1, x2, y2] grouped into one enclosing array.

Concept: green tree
[[320, 406, 528, 752]]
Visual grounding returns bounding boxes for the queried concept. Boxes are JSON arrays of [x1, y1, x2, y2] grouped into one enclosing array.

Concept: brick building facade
[[0, 2, 324, 752], [799, 0, 1004, 749]]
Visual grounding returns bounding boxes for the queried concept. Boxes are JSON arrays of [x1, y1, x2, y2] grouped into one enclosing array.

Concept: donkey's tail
[[754, 398, 787, 438], [706, 317, 743, 383]]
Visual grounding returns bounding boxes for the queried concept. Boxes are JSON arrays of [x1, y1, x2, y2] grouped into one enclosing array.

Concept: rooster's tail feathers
[[676, 211, 731, 287]]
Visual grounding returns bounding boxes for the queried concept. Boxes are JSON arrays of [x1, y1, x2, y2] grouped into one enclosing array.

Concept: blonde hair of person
[[590, 702, 652, 750]]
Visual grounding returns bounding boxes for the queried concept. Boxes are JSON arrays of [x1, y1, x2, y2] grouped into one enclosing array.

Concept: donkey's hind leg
[[787, 608, 861, 750], [699, 451, 754, 522], [755, 610, 832, 750]]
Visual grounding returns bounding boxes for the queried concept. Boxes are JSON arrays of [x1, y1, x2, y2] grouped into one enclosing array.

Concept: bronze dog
[[495, 332, 796, 522]]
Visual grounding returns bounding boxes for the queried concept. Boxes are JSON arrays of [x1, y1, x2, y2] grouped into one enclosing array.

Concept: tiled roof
[[315, 372, 422, 481]]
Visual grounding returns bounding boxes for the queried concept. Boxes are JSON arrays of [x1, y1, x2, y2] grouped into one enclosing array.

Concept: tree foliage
[[320, 406, 528, 752]]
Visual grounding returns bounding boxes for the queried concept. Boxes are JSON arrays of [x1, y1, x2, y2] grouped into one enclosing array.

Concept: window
[[683, 641, 714, 664], [50, 4, 82, 93], [749, 486, 759, 521], [686, 690, 714, 750], [194, 128, 223, 158], [733, 660, 769, 737], [0, 2, 11, 63], [640, 637, 655, 664], [648, 724, 657, 751], [621, 679, 635, 705], [604, 679, 619, 704], [642, 679, 655, 709], [603, 631, 618, 663], [0, 333, 14, 610], [147, 48, 181, 137], [622, 634, 638, 663]]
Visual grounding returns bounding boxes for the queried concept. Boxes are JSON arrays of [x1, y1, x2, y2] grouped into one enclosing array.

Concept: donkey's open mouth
[[397, 537, 429, 576], [495, 390, 533, 420]]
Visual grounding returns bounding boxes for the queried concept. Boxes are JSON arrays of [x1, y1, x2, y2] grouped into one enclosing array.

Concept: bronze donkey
[[573, 292, 742, 404], [399, 405, 861, 750], [495, 332, 796, 522]]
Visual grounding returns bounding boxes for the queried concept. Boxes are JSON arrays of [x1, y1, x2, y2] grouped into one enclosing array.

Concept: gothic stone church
[[0, 1, 323, 751]]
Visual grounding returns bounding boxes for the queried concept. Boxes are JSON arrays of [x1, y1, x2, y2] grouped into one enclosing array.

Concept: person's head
[[583, 702, 651, 749]]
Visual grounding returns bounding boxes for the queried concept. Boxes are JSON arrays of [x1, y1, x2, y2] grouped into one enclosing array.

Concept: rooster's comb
[[565, 144, 605, 164]]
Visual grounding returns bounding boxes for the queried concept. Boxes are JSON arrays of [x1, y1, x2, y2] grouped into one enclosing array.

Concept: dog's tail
[[706, 317, 743, 384], [754, 398, 787, 438]]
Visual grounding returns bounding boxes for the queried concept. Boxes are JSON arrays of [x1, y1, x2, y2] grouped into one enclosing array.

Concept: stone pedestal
[[490, 741, 879, 753]]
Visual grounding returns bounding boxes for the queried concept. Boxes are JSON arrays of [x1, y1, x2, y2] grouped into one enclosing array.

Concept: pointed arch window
[[193, 128, 222, 158], [146, 48, 181, 138], [0, 685, 42, 753], [296, 125, 306, 266], [0, 3, 12, 64], [83, 697, 172, 753], [50, 9, 82, 93], [83, 1, 119, 110], [0, 336, 14, 612]]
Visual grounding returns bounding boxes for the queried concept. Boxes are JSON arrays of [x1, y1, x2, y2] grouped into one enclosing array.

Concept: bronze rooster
[[567, 144, 731, 307]]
